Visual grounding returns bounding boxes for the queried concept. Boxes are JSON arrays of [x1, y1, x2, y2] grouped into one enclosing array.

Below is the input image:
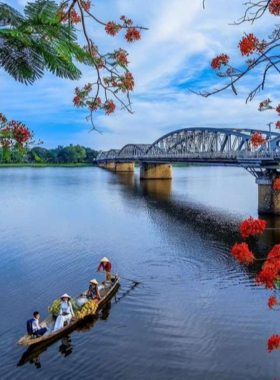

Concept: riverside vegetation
[[0, 145, 98, 165]]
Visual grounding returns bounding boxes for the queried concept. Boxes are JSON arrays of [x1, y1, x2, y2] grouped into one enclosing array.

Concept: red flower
[[239, 34, 259, 56], [276, 121, 280, 129], [276, 104, 280, 115], [256, 245, 280, 289], [87, 97, 101, 111], [211, 54, 230, 70], [70, 9, 81, 24], [268, 295, 278, 309], [258, 98, 272, 111], [239, 217, 267, 238], [251, 132, 266, 148], [73, 96, 81, 106], [268, 335, 280, 352], [122, 71, 135, 91], [269, 0, 280, 16], [12, 123, 31, 144], [273, 178, 280, 190], [125, 28, 141, 42], [231, 243, 255, 266], [114, 49, 129, 66], [104, 100, 116, 115], [105, 22, 121, 36], [84, 83, 93, 92], [81, 0, 91, 11]]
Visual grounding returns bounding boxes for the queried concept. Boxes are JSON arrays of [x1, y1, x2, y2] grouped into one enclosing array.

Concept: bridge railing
[[97, 150, 280, 161]]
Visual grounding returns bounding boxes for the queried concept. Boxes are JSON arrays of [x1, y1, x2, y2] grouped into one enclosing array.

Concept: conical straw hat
[[89, 279, 98, 285], [60, 293, 71, 300], [101, 257, 110, 263]]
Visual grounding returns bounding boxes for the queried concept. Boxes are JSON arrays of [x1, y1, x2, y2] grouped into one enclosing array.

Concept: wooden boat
[[17, 275, 120, 347]]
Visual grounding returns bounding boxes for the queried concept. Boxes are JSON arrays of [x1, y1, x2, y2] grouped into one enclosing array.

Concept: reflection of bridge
[[96, 127, 280, 214]]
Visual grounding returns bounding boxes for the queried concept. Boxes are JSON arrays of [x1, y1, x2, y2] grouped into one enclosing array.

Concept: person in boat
[[76, 279, 101, 308], [97, 257, 112, 281], [53, 294, 75, 332], [87, 279, 101, 301], [32, 311, 48, 337]]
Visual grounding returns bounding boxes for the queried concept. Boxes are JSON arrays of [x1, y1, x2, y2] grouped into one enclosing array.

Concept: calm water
[[1, 166, 280, 380]]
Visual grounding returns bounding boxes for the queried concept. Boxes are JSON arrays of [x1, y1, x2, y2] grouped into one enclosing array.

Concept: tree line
[[0, 145, 98, 164]]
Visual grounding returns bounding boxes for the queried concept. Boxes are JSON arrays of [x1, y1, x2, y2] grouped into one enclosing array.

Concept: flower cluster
[[239, 217, 267, 238], [11, 122, 32, 146], [114, 49, 129, 66], [105, 16, 141, 42], [211, 54, 230, 70], [268, 295, 278, 309], [81, 0, 91, 12], [251, 132, 266, 148], [70, 9, 81, 24], [268, 335, 280, 352], [125, 28, 141, 42], [259, 98, 272, 112], [256, 245, 280, 289], [231, 243, 255, 266], [104, 71, 135, 92], [239, 34, 259, 56], [104, 100, 116, 115], [0, 113, 32, 150], [73, 86, 117, 115], [269, 0, 280, 16], [273, 177, 280, 190], [105, 21, 121, 36]]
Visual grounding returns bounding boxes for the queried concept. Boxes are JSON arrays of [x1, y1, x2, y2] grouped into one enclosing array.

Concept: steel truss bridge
[[96, 127, 280, 179]]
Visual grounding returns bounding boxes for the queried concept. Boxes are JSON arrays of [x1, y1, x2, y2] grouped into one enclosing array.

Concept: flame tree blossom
[[239, 217, 267, 238], [269, 0, 280, 16], [268, 335, 280, 352], [274, 178, 280, 190], [239, 34, 260, 56], [268, 295, 278, 309], [231, 243, 255, 266], [251, 132, 266, 148], [256, 245, 280, 289], [211, 54, 229, 70], [0, 113, 33, 150]]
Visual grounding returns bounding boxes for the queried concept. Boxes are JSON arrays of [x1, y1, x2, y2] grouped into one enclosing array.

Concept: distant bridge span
[[96, 127, 280, 214], [97, 127, 280, 170]]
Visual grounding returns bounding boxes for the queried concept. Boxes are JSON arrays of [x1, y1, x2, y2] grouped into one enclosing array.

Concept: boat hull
[[17, 277, 120, 347]]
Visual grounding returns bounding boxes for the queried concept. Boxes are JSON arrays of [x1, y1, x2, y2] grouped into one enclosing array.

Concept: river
[[0, 166, 280, 380]]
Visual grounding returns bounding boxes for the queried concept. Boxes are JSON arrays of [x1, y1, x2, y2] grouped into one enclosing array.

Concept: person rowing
[[97, 257, 112, 282], [76, 279, 101, 308], [53, 294, 75, 332]]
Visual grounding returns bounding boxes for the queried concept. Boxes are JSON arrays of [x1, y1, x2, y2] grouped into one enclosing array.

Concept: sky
[[2, 0, 280, 150]]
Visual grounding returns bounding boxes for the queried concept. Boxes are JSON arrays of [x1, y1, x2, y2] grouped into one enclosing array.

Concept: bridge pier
[[98, 162, 106, 168], [140, 163, 172, 180], [106, 162, 116, 171], [257, 175, 280, 215], [115, 162, 135, 172]]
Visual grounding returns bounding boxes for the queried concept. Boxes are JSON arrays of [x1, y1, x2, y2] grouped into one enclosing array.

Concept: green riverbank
[[0, 163, 96, 168]]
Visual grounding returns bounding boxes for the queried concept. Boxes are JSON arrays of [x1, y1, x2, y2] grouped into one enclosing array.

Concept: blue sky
[[2, 0, 280, 150]]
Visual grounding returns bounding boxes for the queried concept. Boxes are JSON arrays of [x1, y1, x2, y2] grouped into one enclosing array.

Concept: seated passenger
[[76, 279, 101, 308], [87, 279, 101, 301], [31, 311, 48, 336], [53, 294, 75, 332]]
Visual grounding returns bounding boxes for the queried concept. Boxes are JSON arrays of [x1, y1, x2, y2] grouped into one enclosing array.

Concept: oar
[[98, 271, 140, 285], [119, 275, 140, 285]]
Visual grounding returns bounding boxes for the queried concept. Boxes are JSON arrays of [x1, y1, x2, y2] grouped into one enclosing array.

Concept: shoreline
[[0, 163, 97, 168]]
